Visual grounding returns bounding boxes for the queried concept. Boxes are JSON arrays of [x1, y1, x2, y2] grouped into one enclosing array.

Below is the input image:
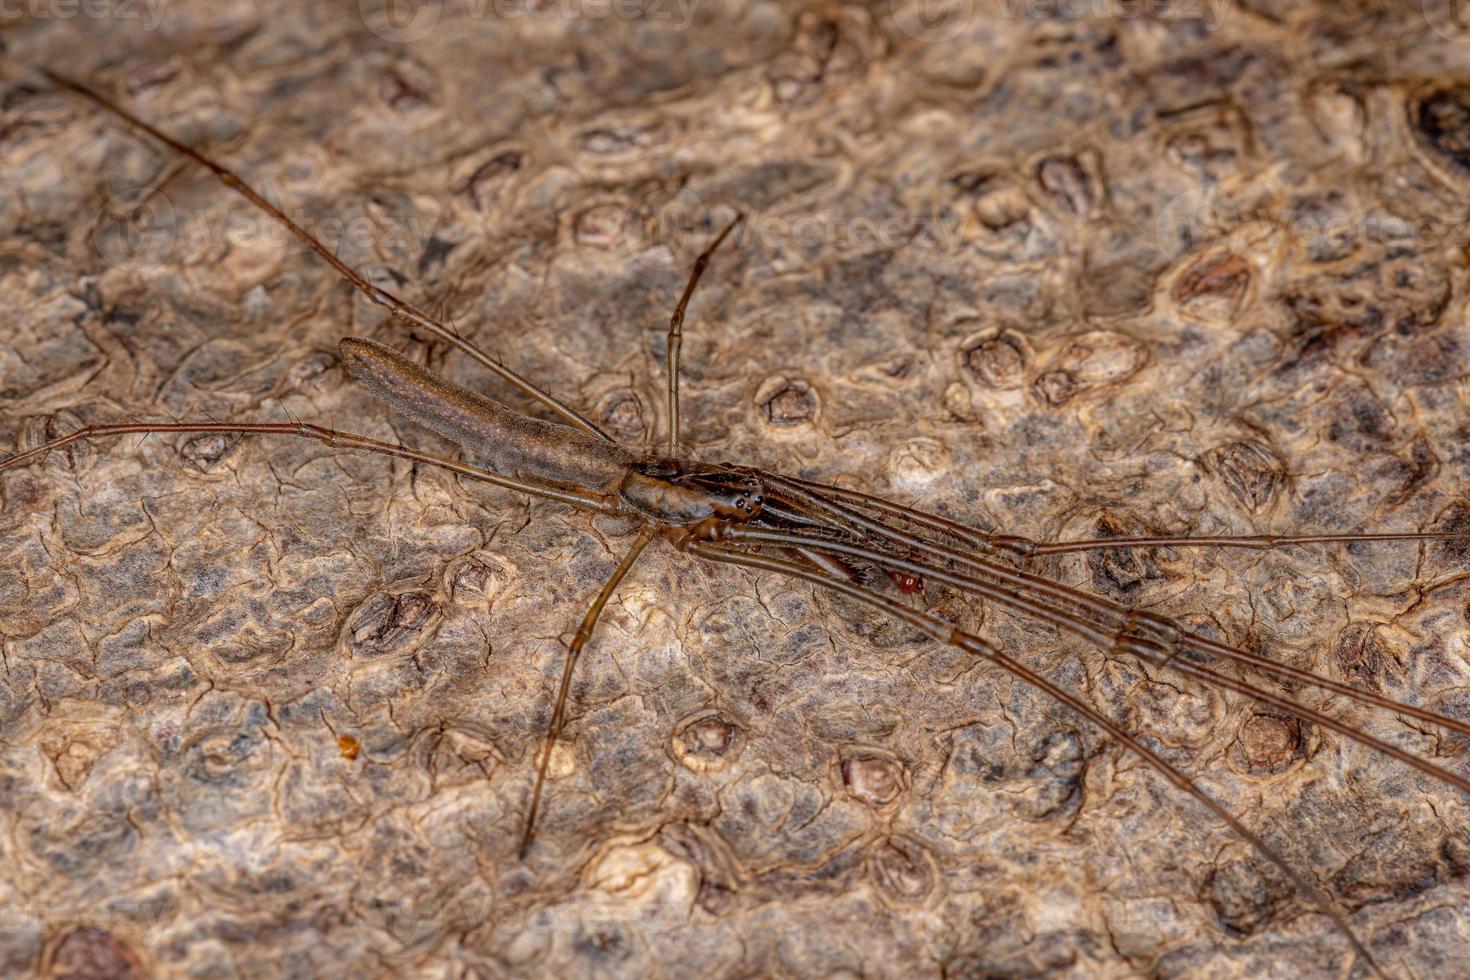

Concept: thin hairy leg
[[780, 474, 1467, 557], [44, 71, 611, 442], [761, 475, 1470, 741], [0, 422, 620, 513], [682, 539, 1385, 978], [778, 473, 1035, 556], [719, 525, 1470, 799], [520, 529, 656, 858], [664, 214, 743, 458]]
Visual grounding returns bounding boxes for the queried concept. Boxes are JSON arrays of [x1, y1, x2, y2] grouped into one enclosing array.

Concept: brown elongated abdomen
[[339, 337, 634, 494]]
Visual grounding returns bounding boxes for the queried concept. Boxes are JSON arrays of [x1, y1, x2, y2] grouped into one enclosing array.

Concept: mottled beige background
[[4, 0, 1470, 976]]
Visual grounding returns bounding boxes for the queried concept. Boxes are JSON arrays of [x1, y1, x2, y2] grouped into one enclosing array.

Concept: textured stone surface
[[4, 1, 1470, 976]]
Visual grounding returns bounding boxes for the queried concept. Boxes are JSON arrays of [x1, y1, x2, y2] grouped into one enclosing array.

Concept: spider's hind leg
[[519, 528, 656, 858]]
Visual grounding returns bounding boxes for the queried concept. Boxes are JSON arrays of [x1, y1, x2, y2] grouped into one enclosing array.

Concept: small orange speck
[[338, 735, 361, 760]]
